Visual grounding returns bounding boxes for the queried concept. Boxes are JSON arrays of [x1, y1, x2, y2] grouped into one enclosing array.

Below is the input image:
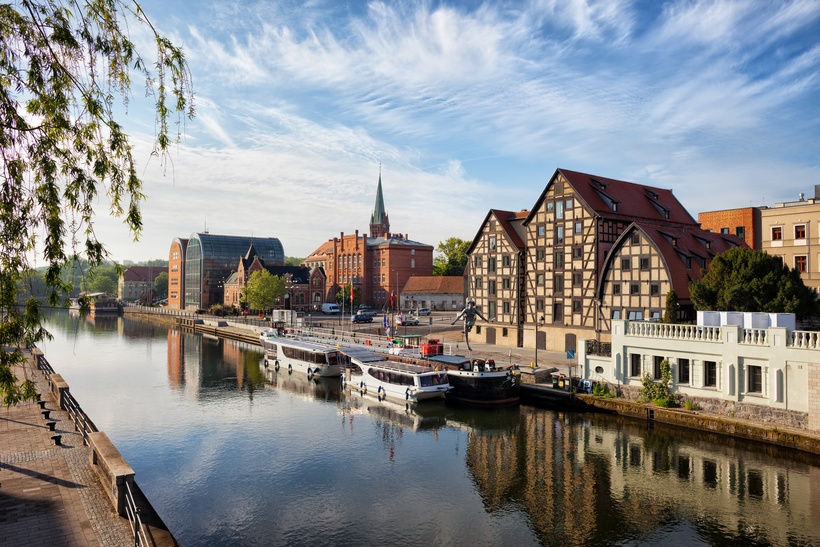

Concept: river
[[39, 310, 820, 546]]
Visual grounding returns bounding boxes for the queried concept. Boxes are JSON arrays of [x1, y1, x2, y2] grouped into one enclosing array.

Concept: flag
[[390, 292, 393, 307], [350, 286, 354, 303]]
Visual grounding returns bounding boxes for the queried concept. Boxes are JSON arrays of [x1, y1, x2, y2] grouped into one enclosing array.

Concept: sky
[[88, 0, 820, 263]]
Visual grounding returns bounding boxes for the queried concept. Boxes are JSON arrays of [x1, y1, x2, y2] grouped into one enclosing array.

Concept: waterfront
[[40, 310, 820, 546]]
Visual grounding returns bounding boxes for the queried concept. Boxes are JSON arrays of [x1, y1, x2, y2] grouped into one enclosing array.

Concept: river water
[[39, 310, 820, 546]]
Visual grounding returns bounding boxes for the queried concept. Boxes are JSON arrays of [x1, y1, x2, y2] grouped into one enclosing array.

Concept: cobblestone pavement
[[0, 348, 134, 546]]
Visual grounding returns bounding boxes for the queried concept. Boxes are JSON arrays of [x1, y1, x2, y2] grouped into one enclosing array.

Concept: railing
[[627, 322, 722, 341], [62, 390, 97, 446], [791, 330, 820, 349], [287, 326, 456, 357], [585, 340, 611, 357], [124, 481, 149, 546], [740, 328, 768, 345]]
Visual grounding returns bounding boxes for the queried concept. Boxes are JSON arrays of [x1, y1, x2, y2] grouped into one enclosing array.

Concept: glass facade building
[[183, 233, 284, 310]]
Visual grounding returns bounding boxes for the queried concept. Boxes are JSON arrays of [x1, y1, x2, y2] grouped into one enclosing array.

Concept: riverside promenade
[[0, 346, 176, 546]]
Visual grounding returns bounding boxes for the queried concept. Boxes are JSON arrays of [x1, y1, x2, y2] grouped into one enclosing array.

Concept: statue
[[452, 300, 488, 351]]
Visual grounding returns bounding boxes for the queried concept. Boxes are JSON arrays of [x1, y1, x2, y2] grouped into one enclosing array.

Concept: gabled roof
[[122, 266, 165, 282], [598, 222, 747, 301], [524, 168, 698, 226], [265, 265, 312, 284], [466, 209, 528, 255], [401, 276, 463, 295], [367, 236, 433, 248]]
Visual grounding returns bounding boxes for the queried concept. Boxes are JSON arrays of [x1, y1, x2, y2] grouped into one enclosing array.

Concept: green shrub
[[638, 359, 677, 407], [592, 383, 614, 398]]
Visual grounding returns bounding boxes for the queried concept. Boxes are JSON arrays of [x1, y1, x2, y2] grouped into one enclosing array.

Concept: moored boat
[[341, 347, 450, 402], [261, 337, 348, 377], [428, 355, 520, 407]]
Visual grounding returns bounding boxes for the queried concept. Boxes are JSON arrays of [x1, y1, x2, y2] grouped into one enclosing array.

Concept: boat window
[[327, 352, 337, 366], [419, 373, 448, 387], [266, 344, 277, 359]]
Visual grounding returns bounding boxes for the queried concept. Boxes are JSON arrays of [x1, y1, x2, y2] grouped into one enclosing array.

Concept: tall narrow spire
[[369, 166, 390, 238]]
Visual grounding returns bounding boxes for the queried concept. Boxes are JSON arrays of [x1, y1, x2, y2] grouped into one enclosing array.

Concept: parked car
[[352, 313, 373, 323], [416, 308, 431, 316], [397, 314, 419, 326]]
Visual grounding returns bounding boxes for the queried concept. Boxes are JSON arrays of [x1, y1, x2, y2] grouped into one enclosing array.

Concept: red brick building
[[118, 266, 165, 302], [304, 172, 433, 310], [698, 207, 761, 249], [168, 237, 187, 309], [223, 243, 324, 312]]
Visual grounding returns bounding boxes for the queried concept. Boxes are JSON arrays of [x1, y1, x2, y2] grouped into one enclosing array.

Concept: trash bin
[[551, 374, 559, 389]]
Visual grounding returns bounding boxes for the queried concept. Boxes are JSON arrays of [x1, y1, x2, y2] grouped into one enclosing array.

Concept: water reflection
[[39, 310, 820, 546]]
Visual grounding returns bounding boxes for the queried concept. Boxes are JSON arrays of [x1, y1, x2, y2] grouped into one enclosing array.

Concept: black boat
[[428, 355, 520, 407]]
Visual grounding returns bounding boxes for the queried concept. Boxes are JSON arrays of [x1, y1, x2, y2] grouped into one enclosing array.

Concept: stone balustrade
[[626, 322, 721, 341]]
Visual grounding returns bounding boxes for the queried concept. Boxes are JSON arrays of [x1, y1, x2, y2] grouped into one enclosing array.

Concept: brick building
[[466, 168, 746, 351], [304, 172, 433, 310], [118, 266, 165, 302], [223, 243, 324, 312], [698, 207, 760, 249], [168, 238, 187, 309]]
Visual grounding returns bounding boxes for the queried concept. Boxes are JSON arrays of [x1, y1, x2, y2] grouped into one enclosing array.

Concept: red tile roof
[[402, 276, 464, 295], [122, 266, 165, 282]]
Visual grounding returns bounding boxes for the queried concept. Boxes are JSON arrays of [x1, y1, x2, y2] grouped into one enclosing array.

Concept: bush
[[592, 382, 614, 398], [638, 360, 677, 407]]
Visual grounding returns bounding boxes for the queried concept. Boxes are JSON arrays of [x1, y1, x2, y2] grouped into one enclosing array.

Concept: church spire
[[369, 166, 390, 238]]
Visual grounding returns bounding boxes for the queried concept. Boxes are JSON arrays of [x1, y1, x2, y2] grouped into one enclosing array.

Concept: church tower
[[369, 170, 390, 238]]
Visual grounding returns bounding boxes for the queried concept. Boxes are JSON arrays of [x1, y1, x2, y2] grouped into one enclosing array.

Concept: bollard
[[41, 409, 51, 420], [51, 434, 62, 446], [37, 400, 46, 409], [47, 421, 57, 431]]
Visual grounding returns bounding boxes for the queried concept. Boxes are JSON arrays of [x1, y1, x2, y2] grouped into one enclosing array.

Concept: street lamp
[[534, 315, 545, 369]]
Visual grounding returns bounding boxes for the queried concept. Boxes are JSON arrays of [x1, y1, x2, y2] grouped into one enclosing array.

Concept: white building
[[579, 319, 820, 431]]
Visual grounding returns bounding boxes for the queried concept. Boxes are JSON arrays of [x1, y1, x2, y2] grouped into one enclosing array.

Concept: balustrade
[[626, 322, 721, 342]]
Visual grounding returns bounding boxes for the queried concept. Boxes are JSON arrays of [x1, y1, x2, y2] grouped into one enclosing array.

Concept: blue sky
[[102, 0, 820, 262]]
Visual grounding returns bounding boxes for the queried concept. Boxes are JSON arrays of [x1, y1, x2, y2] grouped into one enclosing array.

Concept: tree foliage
[[334, 283, 361, 310], [690, 248, 819, 320], [662, 289, 678, 324], [0, 1, 194, 406], [284, 256, 304, 267], [638, 360, 675, 407], [155, 272, 168, 298], [242, 270, 286, 312], [434, 237, 469, 276]]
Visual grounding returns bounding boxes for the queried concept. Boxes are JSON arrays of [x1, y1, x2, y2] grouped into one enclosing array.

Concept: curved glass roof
[[189, 233, 284, 264]]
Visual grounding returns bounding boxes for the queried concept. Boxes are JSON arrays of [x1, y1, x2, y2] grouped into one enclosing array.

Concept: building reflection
[[461, 407, 820, 545]]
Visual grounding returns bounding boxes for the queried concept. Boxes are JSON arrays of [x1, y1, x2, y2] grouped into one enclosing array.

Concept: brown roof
[[402, 276, 463, 295], [466, 209, 528, 255], [122, 266, 165, 282]]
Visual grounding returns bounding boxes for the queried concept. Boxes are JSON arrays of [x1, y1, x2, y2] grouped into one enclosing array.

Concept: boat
[[260, 337, 348, 377], [259, 328, 279, 343], [341, 347, 450, 402], [428, 355, 521, 407]]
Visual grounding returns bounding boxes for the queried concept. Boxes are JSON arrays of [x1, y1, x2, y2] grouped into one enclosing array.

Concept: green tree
[[662, 289, 679, 323], [434, 237, 470, 276], [284, 257, 304, 266], [155, 272, 169, 298], [0, 1, 193, 406], [242, 270, 286, 312], [690, 248, 819, 320], [85, 265, 118, 294], [335, 283, 361, 310]]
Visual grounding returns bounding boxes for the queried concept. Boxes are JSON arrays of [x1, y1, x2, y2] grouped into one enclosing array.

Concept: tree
[[0, 1, 193, 406], [335, 283, 361, 310], [84, 264, 118, 294], [285, 257, 304, 267], [155, 272, 169, 298], [690, 248, 819, 320], [434, 237, 470, 276], [242, 271, 286, 312], [662, 289, 679, 323]]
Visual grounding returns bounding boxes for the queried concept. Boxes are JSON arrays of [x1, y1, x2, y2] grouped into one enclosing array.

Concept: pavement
[[0, 347, 135, 547]]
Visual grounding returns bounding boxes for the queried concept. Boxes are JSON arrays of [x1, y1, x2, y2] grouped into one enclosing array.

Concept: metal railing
[[125, 481, 149, 546]]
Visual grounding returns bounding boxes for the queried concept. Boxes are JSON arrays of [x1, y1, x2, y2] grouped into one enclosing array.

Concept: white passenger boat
[[341, 347, 450, 402], [261, 337, 348, 377]]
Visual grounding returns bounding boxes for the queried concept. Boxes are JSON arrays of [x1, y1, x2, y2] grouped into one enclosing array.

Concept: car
[[396, 314, 419, 326], [351, 313, 373, 323], [416, 308, 431, 316]]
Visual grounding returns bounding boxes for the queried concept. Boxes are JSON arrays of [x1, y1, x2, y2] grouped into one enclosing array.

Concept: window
[[536, 249, 545, 261], [631, 233, 640, 245], [411, 249, 415, 256], [556, 226, 564, 244], [553, 302, 563, 322], [555, 251, 564, 268], [575, 222, 582, 234], [795, 256, 807, 272], [411, 259, 415, 268], [475, 257, 482, 268], [538, 225, 545, 237], [489, 280, 496, 295], [704, 361, 717, 387], [736, 227, 745, 240], [572, 300, 581, 313], [653, 356, 664, 380], [488, 258, 496, 272], [748, 365, 762, 393], [627, 310, 643, 320], [795, 225, 807, 240], [503, 278, 511, 289], [612, 310, 621, 319], [572, 247, 583, 259], [720, 227, 729, 234], [650, 284, 659, 295], [772, 227, 782, 241], [678, 358, 690, 384], [612, 283, 621, 295], [630, 284, 639, 295], [537, 273, 545, 285], [488, 301, 496, 318], [621, 258, 631, 270], [475, 278, 482, 290], [489, 236, 497, 250], [640, 258, 649, 270], [630, 354, 641, 377], [502, 255, 510, 267], [536, 299, 544, 311], [573, 272, 582, 286], [503, 301, 510, 314], [565, 198, 573, 210], [556, 200, 564, 220], [554, 275, 564, 293], [547, 202, 554, 212]]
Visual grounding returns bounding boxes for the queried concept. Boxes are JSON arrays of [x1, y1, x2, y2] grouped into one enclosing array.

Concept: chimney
[[355, 230, 359, 249]]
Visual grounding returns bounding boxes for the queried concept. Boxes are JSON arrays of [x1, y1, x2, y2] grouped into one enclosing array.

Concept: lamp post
[[534, 315, 545, 369]]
